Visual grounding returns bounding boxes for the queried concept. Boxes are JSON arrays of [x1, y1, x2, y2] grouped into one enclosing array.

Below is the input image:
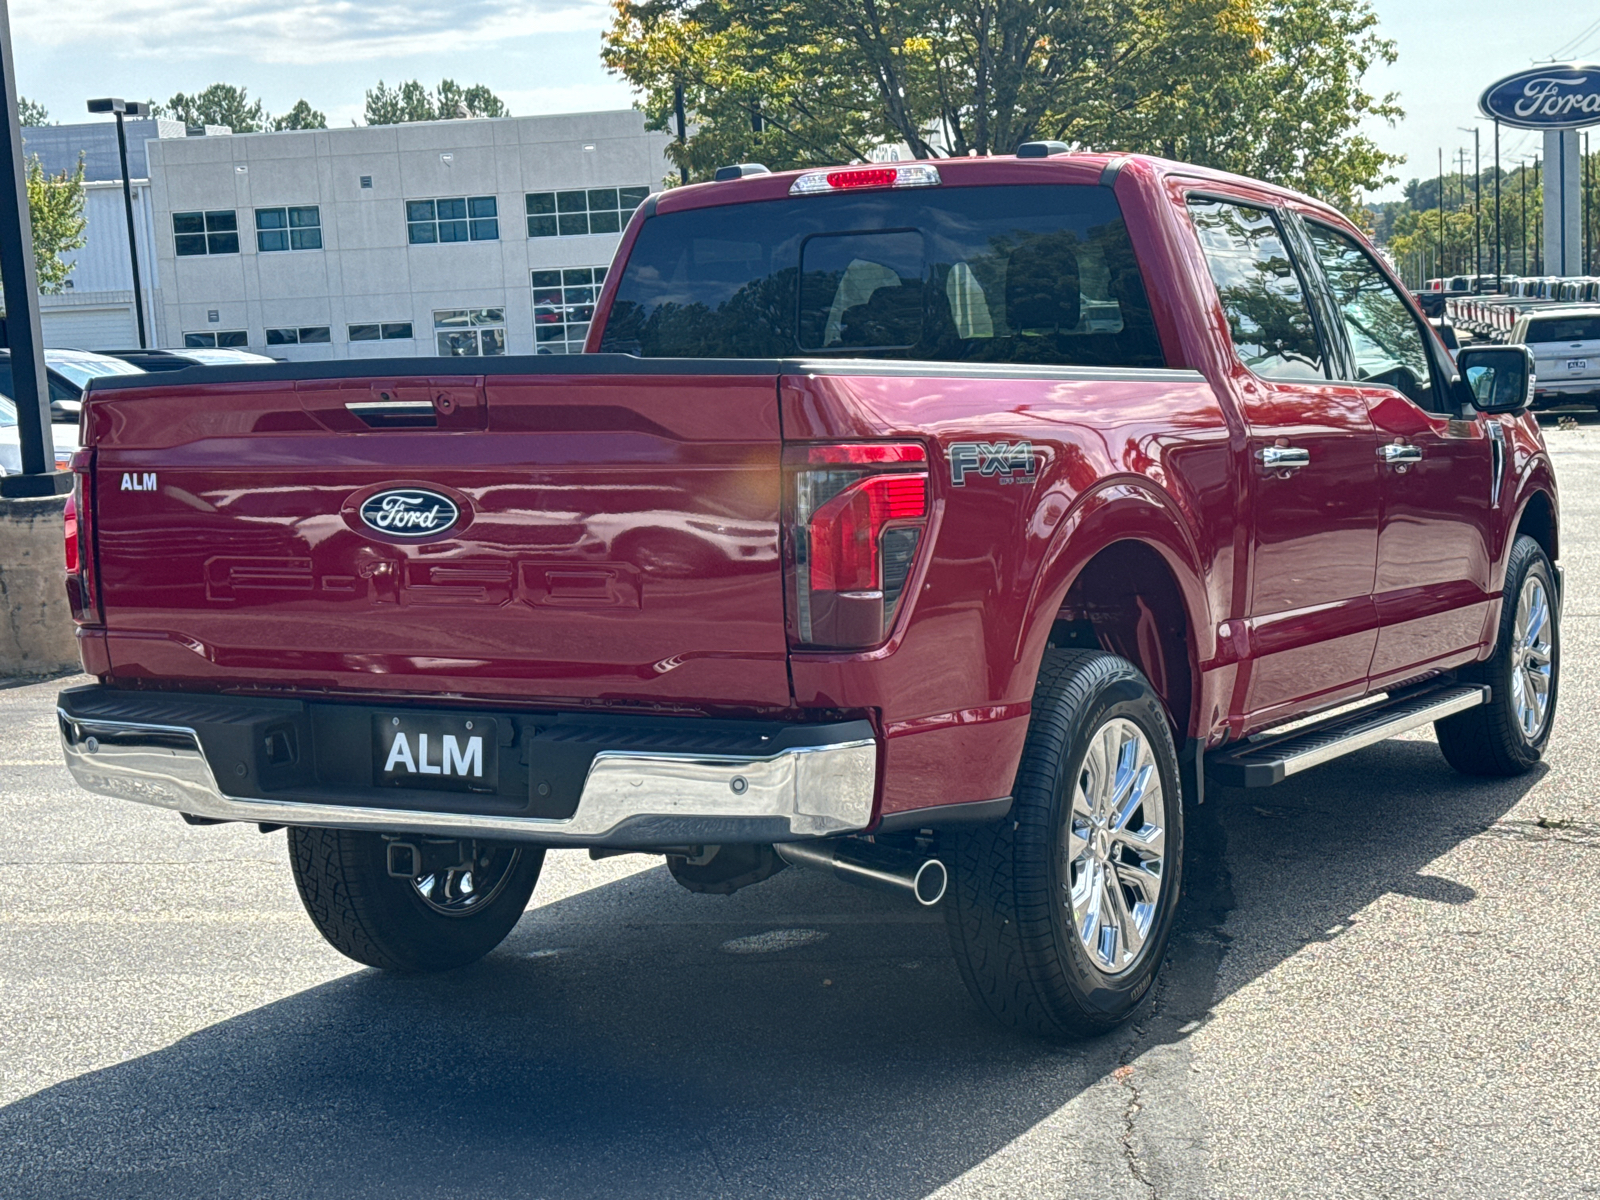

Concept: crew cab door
[[1187, 198, 1381, 724], [1298, 221, 1498, 687]]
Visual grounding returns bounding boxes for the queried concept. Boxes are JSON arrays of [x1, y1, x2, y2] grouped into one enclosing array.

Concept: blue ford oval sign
[[358, 488, 461, 538], [1480, 63, 1600, 130]]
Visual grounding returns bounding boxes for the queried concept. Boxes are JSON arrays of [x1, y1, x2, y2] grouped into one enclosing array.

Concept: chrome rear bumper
[[59, 695, 877, 847]]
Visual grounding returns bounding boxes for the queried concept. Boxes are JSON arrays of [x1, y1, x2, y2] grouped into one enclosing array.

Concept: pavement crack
[[1112, 1056, 1158, 1199], [1481, 817, 1600, 847]]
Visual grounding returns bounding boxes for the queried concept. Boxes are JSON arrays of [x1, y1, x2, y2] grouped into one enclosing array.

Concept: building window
[[184, 331, 248, 347], [526, 187, 650, 237], [174, 211, 240, 256], [360, 175, 373, 189], [407, 197, 499, 244], [256, 207, 323, 252], [433, 309, 506, 356], [348, 322, 415, 341], [265, 326, 332, 345], [533, 267, 606, 354]]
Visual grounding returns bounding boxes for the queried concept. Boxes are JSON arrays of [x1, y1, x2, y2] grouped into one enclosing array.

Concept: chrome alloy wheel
[[1062, 718, 1167, 975], [410, 845, 523, 918], [1511, 574, 1554, 741]]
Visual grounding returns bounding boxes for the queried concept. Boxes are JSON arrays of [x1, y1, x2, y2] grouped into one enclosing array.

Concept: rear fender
[[1017, 480, 1212, 739]]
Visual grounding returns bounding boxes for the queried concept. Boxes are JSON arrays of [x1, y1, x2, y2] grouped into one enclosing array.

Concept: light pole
[[86, 98, 149, 348], [0, 0, 66, 496]]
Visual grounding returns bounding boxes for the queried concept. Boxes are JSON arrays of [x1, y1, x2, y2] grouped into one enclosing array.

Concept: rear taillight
[[786, 443, 929, 649], [65, 453, 96, 624], [63, 490, 79, 574]]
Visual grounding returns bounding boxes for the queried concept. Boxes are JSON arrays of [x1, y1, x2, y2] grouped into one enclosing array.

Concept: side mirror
[[1455, 344, 1535, 414]]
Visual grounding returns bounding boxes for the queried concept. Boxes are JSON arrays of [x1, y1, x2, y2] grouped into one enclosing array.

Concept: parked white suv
[[1511, 307, 1600, 409]]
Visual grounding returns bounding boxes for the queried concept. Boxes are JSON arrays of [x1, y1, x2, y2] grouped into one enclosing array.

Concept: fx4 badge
[[948, 441, 1038, 486]]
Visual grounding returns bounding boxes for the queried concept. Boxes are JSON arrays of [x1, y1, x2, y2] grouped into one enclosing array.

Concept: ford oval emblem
[[358, 488, 461, 538], [1479, 63, 1600, 130]]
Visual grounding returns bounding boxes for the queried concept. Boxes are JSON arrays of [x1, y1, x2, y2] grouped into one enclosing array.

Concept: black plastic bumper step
[[1206, 684, 1489, 788]]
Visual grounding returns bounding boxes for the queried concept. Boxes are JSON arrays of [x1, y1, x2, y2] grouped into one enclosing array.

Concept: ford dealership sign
[[1479, 64, 1600, 130]]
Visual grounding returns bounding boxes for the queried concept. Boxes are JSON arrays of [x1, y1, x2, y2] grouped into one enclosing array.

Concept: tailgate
[[86, 366, 791, 708]]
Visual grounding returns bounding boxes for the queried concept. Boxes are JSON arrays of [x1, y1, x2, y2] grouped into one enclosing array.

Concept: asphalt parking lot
[[4, 420, 1599, 1200]]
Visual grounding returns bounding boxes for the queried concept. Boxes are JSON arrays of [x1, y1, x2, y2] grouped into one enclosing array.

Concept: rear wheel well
[[1050, 541, 1194, 738], [1515, 491, 1556, 563]]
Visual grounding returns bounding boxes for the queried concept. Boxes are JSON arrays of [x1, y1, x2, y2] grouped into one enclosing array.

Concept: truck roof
[[652, 152, 1350, 226]]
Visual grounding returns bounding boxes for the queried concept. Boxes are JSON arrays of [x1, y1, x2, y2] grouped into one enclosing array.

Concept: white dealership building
[[35, 110, 676, 360]]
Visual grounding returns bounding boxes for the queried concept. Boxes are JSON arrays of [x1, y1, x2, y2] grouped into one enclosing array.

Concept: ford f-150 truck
[[56, 150, 1559, 1039]]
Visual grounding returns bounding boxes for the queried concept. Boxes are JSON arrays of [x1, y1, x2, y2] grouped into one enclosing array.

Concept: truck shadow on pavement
[[0, 738, 1544, 1200]]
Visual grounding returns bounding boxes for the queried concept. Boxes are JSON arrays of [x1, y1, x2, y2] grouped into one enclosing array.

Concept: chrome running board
[[1206, 684, 1489, 788]]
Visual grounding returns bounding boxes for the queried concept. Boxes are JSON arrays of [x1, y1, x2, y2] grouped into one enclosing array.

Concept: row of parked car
[[0, 346, 275, 476], [1421, 276, 1600, 410]]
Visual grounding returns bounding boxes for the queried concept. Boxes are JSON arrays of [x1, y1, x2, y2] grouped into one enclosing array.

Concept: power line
[[1549, 16, 1600, 60]]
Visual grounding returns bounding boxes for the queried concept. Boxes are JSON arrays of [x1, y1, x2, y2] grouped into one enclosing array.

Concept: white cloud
[[12, 0, 612, 64]]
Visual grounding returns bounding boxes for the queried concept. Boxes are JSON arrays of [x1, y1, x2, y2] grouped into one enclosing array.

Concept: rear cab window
[[1525, 316, 1600, 343], [599, 184, 1166, 367]]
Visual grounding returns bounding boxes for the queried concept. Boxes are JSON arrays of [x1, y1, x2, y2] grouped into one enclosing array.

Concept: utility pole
[[1494, 120, 1502, 286], [1534, 156, 1542, 274], [1459, 128, 1482, 281], [673, 79, 688, 186], [1438, 148, 1446, 279], [1520, 160, 1528, 274]]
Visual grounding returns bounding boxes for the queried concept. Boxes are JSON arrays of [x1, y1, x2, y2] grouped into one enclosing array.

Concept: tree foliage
[[156, 84, 268, 132], [18, 95, 49, 126], [7, 155, 89, 294], [271, 100, 328, 131], [363, 80, 510, 125], [603, 0, 1402, 210]]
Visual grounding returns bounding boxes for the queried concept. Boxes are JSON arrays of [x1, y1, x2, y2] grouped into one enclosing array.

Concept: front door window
[[1304, 224, 1437, 409]]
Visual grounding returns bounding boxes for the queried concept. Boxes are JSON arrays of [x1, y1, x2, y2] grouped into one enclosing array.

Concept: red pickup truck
[[57, 150, 1559, 1039]]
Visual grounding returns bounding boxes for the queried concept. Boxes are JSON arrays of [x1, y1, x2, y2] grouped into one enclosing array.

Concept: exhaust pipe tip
[[912, 857, 947, 907]]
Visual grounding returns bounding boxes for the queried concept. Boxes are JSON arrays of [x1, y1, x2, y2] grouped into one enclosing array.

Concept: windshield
[[599, 184, 1165, 367], [1525, 316, 1600, 343], [0, 396, 14, 428], [45, 353, 144, 389]]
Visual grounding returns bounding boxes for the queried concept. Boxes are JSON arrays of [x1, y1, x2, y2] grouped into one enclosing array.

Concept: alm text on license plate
[[1569, 359, 1588, 370], [375, 712, 498, 793]]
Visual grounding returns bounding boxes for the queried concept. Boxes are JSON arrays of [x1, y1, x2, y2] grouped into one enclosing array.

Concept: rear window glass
[[1525, 317, 1600, 343], [599, 184, 1165, 367]]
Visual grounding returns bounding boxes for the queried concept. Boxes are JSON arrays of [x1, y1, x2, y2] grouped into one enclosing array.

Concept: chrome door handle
[[1257, 446, 1311, 470], [1378, 443, 1423, 464]]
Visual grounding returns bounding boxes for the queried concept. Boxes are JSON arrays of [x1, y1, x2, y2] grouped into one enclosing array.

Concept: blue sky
[[10, 0, 1600, 201]]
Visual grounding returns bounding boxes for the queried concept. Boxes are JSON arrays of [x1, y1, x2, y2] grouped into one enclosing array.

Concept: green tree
[[156, 84, 268, 132], [364, 79, 510, 125], [271, 99, 328, 131], [0, 155, 89, 294], [18, 95, 49, 126], [603, 0, 1401, 211]]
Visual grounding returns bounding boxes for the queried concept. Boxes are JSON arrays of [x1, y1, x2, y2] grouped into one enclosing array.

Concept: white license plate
[[1568, 359, 1588, 370]]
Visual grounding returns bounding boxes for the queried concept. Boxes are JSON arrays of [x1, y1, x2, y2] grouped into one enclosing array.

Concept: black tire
[[1436, 535, 1559, 776], [943, 650, 1185, 1039], [288, 828, 544, 972]]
